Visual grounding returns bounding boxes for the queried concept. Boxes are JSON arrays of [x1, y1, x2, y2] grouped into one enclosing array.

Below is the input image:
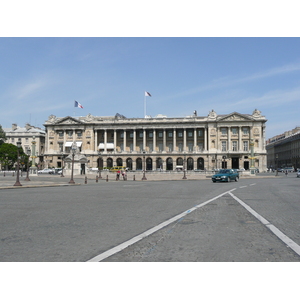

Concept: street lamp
[[69, 142, 77, 184], [61, 155, 65, 177], [98, 150, 102, 179], [25, 149, 31, 181], [142, 150, 147, 180], [14, 138, 22, 186], [182, 152, 187, 179]]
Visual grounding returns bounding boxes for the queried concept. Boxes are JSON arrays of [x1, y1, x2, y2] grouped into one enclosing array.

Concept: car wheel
[[227, 177, 230, 182], [235, 177, 239, 182]]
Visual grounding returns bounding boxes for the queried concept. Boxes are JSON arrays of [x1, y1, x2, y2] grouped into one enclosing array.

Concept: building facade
[[43, 109, 267, 174], [266, 127, 300, 170], [3, 123, 46, 168]]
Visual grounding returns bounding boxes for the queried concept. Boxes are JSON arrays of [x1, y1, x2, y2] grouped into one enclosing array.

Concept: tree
[[0, 124, 6, 145], [0, 143, 29, 170]]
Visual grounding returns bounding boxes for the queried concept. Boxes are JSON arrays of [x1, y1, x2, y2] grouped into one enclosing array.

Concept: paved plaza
[[0, 171, 300, 262]]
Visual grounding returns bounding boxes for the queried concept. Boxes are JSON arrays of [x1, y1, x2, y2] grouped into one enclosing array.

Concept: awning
[[98, 143, 114, 149], [65, 142, 82, 147]]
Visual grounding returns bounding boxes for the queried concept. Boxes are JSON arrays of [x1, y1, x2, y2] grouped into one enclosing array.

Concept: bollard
[[133, 175, 135, 181], [96, 175, 98, 183], [106, 175, 108, 182], [85, 176, 87, 184]]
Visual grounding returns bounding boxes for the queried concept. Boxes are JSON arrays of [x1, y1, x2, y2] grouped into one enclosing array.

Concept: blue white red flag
[[74, 101, 83, 109]]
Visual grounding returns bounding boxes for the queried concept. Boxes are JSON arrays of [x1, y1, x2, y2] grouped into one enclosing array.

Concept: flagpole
[[144, 94, 146, 118]]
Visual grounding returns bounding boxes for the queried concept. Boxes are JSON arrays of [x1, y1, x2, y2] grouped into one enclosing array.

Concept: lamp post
[[98, 150, 102, 179], [182, 152, 187, 179], [25, 149, 31, 181], [69, 142, 77, 184], [14, 138, 22, 186], [142, 150, 147, 180], [61, 155, 65, 177]]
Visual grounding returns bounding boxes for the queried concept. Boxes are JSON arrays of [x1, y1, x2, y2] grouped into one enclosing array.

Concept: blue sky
[[1, 37, 300, 140]]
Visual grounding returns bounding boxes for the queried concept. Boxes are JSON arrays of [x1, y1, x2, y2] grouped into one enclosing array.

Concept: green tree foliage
[[0, 125, 6, 145], [0, 143, 29, 170]]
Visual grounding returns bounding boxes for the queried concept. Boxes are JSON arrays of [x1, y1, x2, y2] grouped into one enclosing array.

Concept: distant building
[[266, 127, 300, 170], [43, 109, 267, 174], [3, 123, 46, 168]]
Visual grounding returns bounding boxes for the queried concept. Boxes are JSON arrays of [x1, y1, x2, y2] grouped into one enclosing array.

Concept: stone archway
[[156, 157, 163, 170], [116, 158, 123, 166], [126, 158, 133, 170], [187, 157, 194, 170], [166, 157, 173, 170], [197, 157, 204, 170], [107, 158, 113, 169], [146, 157, 152, 170], [136, 158, 142, 170]]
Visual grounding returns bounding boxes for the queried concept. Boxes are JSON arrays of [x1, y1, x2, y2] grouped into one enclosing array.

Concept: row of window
[[222, 141, 249, 152], [57, 127, 250, 139], [220, 127, 249, 135]]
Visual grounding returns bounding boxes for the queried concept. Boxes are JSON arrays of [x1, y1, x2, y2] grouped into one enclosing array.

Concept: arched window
[[136, 158, 142, 170], [126, 158, 132, 170], [156, 157, 163, 170], [166, 157, 173, 170], [187, 157, 194, 170], [107, 158, 113, 169], [177, 157, 183, 166], [146, 157, 152, 170], [197, 157, 204, 170], [116, 158, 123, 166], [97, 157, 103, 169]]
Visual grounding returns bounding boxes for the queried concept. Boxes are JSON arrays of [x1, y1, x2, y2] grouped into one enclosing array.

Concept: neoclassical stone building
[[43, 109, 267, 174]]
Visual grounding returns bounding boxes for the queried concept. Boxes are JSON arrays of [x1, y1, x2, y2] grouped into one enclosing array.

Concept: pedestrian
[[285, 169, 288, 176], [116, 170, 120, 180]]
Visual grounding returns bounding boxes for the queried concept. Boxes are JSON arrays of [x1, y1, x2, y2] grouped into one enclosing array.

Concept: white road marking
[[250, 183, 256, 186], [239, 186, 247, 188], [229, 192, 300, 257], [87, 188, 237, 262]]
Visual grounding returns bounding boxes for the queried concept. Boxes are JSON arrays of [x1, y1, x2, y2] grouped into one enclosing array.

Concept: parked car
[[297, 170, 300, 178], [283, 167, 294, 172], [212, 169, 239, 183], [38, 168, 54, 174]]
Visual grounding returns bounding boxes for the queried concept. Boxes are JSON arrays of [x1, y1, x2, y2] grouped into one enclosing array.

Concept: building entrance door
[[231, 157, 239, 169]]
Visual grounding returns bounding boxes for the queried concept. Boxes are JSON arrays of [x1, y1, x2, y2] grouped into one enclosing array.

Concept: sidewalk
[[0, 171, 281, 189]]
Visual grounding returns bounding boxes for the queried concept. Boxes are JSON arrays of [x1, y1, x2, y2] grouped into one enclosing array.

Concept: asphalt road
[[1, 174, 300, 261]]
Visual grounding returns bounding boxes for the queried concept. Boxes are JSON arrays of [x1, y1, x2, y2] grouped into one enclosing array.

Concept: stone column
[[113, 130, 117, 152], [104, 129, 107, 152], [227, 127, 231, 151], [133, 129, 136, 153], [183, 128, 187, 152], [239, 126, 242, 151], [123, 129, 127, 152], [194, 128, 197, 152], [143, 129, 146, 151], [94, 129, 98, 152], [173, 128, 176, 152], [204, 127, 207, 151], [153, 129, 156, 153], [163, 129, 166, 152]]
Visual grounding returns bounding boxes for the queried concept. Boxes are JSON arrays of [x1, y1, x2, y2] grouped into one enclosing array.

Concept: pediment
[[55, 116, 84, 125], [218, 112, 252, 122]]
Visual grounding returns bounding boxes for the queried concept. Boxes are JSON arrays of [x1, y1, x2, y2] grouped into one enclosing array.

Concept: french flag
[[74, 101, 83, 109]]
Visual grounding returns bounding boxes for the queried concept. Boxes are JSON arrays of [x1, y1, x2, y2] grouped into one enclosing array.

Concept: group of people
[[116, 170, 127, 181]]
